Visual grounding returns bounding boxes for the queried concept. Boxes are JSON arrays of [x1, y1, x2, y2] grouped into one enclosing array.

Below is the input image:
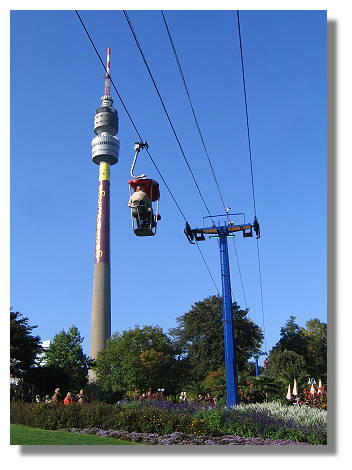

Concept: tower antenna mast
[[105, 47, 111, 96]]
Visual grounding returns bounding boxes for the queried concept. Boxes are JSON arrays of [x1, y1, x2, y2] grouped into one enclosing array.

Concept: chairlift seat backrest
[[128, 178, 160, 201]]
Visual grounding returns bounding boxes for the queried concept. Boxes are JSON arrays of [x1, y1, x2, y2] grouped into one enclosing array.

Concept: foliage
[[237, 402, 327, 429], [62, 427, 310, 445], [270, 316, 308, 357], [238, 374, 282, 403], [302, 385, 327, 410], [202, 369, 226, 399], [93, 325, 187, 395], [10, 401, 326, 445], [302, 319, 327, 382], [10, 310, 43, 374], [84, 382, 123, 404], [24, 366, 71, 397], [266, 349, 308, 388], [169, 295, 263, 381], [44, 326, 92, 391], [269, 316, 327, 382], [194, 404, 326, 444], [124, 399, 211, 415]]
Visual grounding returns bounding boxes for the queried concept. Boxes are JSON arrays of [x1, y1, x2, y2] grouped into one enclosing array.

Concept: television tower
[[89, 48, 119, 375]]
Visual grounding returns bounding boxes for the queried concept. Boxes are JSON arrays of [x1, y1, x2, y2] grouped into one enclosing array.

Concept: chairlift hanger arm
[[130, 141, 149, 178]]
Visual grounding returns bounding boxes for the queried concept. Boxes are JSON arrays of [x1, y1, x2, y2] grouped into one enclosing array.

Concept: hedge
[[10, 402, 326, 444]]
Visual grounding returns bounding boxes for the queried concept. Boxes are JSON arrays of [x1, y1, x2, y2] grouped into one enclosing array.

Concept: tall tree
[[10, 310, 43, 374], [93, 325, 186, 395], [169, 295, 263, 381], [302, 319, 327, 381], [266, 349, 308, 387], [44, 326, 91, 391], [269, 316, 327, 382], [270, 316, 308, 357]]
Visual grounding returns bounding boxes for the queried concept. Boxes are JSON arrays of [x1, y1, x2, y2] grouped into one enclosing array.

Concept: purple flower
[[64, 427, 312, 445]]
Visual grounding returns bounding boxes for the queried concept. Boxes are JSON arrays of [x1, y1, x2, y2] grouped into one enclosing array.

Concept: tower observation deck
[[89, 48, 119, 374]]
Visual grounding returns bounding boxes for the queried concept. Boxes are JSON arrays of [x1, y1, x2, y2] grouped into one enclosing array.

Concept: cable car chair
[[128, 142, 160, 237]]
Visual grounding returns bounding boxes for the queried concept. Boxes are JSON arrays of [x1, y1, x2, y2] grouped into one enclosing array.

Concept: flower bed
[[60, 427, 310, 445], [10, 401, 327, 445]]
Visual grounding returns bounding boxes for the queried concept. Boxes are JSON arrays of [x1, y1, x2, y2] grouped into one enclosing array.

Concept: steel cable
[[161, 10, 248, 308], [75, 10, 219, 293], [123, 10, 215, 222], [236, 10, 266, 348]]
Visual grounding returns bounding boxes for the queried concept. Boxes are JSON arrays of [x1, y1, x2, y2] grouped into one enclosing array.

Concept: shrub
[[10, 401, 326, 444]]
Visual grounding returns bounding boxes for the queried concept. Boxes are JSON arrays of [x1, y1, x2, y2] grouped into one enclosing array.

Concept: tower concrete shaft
[[89, 48, 119, 376], [90, 162, 111, 360]]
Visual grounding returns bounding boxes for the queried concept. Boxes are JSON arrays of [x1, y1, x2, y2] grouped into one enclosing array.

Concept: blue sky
[[10, 10, 326, 362]]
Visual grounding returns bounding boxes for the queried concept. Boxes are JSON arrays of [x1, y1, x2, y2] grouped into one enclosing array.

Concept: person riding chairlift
[[128, 183, 156, 228]]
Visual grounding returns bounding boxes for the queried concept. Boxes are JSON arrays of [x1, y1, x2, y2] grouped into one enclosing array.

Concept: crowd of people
[[10, 374, 85, 405], [136, 387, 165, 401], [34, 388, 85, 405], [131, 388, 217, 405], [11, 374, 218, 406]]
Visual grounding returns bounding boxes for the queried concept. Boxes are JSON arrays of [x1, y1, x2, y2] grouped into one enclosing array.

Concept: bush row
[[10, 402, 326, 445]]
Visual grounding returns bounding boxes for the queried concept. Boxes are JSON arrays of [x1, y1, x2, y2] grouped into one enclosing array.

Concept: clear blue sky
[[10, 10, 326, 362]]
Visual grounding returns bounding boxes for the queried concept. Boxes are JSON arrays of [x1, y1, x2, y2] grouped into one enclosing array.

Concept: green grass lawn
[[10, 424, 140, 445]]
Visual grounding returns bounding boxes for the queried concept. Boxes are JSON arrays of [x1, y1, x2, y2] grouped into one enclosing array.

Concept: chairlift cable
[[196, 241, 220, 295], [161, 10, 227, 211], [161, 10, 248, 308], [230, 238, 248, 310], [236, 10, 266, 348], [255, 239, 266, 352], [236, 10, 258, 218], [123, 10, 215, 223], [75, 10, 219, 293], [75, 10, 187, 223]]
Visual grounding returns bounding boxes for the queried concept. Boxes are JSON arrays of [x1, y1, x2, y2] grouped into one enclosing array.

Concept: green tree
[[269, 316, 327, 382], [302, 319, 327, 381], [10, 310, 43, 374], [266, 349, 308, 388], [270, 315, 309, 357], [169, 295, 263, 381], [44, 326, 91, 391], [202, 369, 226, 399], [93, 325, 186, 395]]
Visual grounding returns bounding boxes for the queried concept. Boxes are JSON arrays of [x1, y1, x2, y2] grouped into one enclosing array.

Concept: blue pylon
[[184, 213, 260, 407], [252, 351, 268, 376], [219, 226, 238, 406]]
